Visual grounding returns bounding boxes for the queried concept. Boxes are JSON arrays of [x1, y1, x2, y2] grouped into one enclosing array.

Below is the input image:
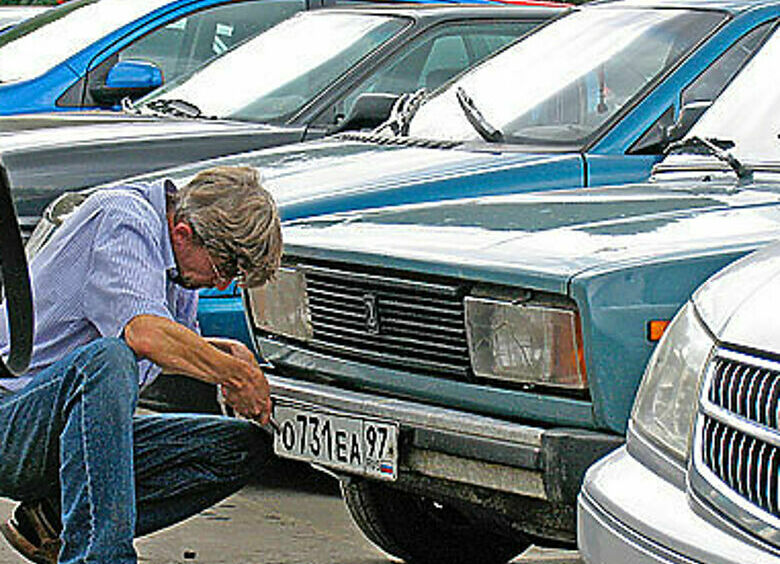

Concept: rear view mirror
[[0, 160, 33, 377], [90, 60, 163, 106], [331, 93, 399, 134], [666, 100, 713, 143]]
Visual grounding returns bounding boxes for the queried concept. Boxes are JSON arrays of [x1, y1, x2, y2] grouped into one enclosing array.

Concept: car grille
[[693, 349, 780, 534], [700, 414, 780, 517], [300, 263, 470, 378], [707, 355, 780, 428]]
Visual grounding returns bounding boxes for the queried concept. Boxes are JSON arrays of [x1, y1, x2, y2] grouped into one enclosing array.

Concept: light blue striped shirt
[[0, 180, 199, 392]]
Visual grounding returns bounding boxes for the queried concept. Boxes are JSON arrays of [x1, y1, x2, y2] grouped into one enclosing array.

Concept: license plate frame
[[272, 401, 399, 481]]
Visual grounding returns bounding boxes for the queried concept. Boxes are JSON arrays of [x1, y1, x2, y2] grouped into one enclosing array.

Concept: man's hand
[[219, 361, 272, 424], [207, 338, 272, 423]]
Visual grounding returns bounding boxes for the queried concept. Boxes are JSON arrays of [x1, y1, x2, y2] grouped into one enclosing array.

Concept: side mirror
[[330, 93, 399, 134], [666, 100, 713, 143], [90, 60, 163, 106]]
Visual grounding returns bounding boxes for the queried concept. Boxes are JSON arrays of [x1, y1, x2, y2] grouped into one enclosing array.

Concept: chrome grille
[[692, 349, 780, 540], [700, 414, 780, 518], [302, 263, 470, 378], [707, 355, 780, 429]]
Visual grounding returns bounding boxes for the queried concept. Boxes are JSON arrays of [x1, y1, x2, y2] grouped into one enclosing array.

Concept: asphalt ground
[[0, 458, 582, 564]]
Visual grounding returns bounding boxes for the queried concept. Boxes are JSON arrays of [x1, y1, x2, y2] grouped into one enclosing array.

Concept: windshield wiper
[[120, 97, 141, 116], [455, 87, 503, 143], [374, 88, 427, 137], [142, 98, 211, 119], [666, 135, 753, 184]]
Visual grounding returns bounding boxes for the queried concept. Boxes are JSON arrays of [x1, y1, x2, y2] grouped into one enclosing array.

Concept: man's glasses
[[205, 249, 243, 286], [187, 220, 244, 286]]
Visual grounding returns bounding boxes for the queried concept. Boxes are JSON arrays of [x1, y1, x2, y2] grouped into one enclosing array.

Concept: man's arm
[[206, 337, 257, 365], [124, 314, 270, 423]]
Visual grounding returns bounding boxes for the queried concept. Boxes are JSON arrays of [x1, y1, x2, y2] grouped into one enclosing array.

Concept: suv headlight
[[465, 296, 587, 389], [247, 266, 312, 341], [632, 301, 713, 461]]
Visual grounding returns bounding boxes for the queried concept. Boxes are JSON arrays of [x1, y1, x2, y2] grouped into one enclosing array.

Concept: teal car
[[242, 21, 780, 564]]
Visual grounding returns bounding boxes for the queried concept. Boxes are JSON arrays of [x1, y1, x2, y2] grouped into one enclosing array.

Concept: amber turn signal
[[647, 320, 670, 342]]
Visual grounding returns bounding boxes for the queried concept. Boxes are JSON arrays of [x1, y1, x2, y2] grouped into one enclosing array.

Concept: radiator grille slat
[[301, 263, 471, 378]]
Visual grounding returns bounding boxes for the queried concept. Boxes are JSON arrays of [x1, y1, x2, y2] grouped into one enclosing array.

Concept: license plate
[[273, 402, 398, 481]]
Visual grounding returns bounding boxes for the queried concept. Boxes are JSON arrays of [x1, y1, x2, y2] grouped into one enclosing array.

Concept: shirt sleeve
[[83, 203, 173, 339], [169, 282, 201, 335]]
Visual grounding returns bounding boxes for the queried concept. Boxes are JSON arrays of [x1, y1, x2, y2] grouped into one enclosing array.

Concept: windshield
[[139, 11, 407, 123], [408, 7, 725, 146], [0, 0, 173, 83], [686, 28, 780, 166]]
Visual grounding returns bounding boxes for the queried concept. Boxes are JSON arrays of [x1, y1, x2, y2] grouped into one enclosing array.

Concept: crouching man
[[0, 166, 282, 564]]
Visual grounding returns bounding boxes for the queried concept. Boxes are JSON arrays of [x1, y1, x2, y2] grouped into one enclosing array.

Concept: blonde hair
[[172, 166, 282, 287]]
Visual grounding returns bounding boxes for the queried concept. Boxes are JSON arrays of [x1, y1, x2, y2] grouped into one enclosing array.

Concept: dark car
[[2, 3, 560, 236]]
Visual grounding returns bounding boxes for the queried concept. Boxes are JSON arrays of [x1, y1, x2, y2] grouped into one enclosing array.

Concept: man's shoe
[[0, 501, 60, 564]]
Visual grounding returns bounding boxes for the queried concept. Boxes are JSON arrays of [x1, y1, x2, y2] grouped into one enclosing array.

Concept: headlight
[[632, 301, 713, 461], [465, 296, 587, 389], [247, 266, 312, 341]]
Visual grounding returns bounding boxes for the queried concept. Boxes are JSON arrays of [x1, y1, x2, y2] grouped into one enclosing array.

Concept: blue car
[[0, 0, 471, 115], [129, 0, 780, 347]]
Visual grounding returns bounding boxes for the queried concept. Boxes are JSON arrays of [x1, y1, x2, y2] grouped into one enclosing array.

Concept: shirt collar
[[147, 178, 178, 273]]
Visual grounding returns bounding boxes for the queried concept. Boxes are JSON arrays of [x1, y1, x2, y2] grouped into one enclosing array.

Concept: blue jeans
[[0, 338, 272, 564]]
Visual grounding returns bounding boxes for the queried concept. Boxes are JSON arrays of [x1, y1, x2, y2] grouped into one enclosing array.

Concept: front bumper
[[269, 374, 621, 542], [578, 446, 780, 564]]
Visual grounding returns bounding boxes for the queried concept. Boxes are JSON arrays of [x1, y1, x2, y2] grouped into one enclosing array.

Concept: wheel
[[341, 480, 529, 564], [0, 163, 33, 377]]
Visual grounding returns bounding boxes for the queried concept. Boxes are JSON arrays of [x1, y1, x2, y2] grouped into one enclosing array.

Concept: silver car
[[578, 21, 780, 564]]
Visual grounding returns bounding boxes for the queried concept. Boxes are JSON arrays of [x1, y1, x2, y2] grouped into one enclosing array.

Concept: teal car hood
[[694, 241, 780, 357], [283, 180, 780, 294], [160, 137, 583, 214]]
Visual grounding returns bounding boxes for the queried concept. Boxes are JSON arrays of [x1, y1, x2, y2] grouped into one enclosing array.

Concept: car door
[[586, 19, 777, 187], [67, 0, 308, 109], [304, 19, 542, 139]]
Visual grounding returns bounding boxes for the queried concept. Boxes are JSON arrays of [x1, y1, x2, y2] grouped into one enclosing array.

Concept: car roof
[[586, 0, 779, 14], [315, 2, 569, 20]]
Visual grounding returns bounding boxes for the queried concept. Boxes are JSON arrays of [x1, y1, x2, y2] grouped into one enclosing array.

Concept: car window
[[681, 20, 776, 107], [138, 11, 408, 122], [117, 0, 306, 82], [323, 21, 537, 128], [409, 8, 726, 146]]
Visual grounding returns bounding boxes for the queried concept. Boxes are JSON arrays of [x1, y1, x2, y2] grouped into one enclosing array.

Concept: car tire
[[341, 479, 529, 564]]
